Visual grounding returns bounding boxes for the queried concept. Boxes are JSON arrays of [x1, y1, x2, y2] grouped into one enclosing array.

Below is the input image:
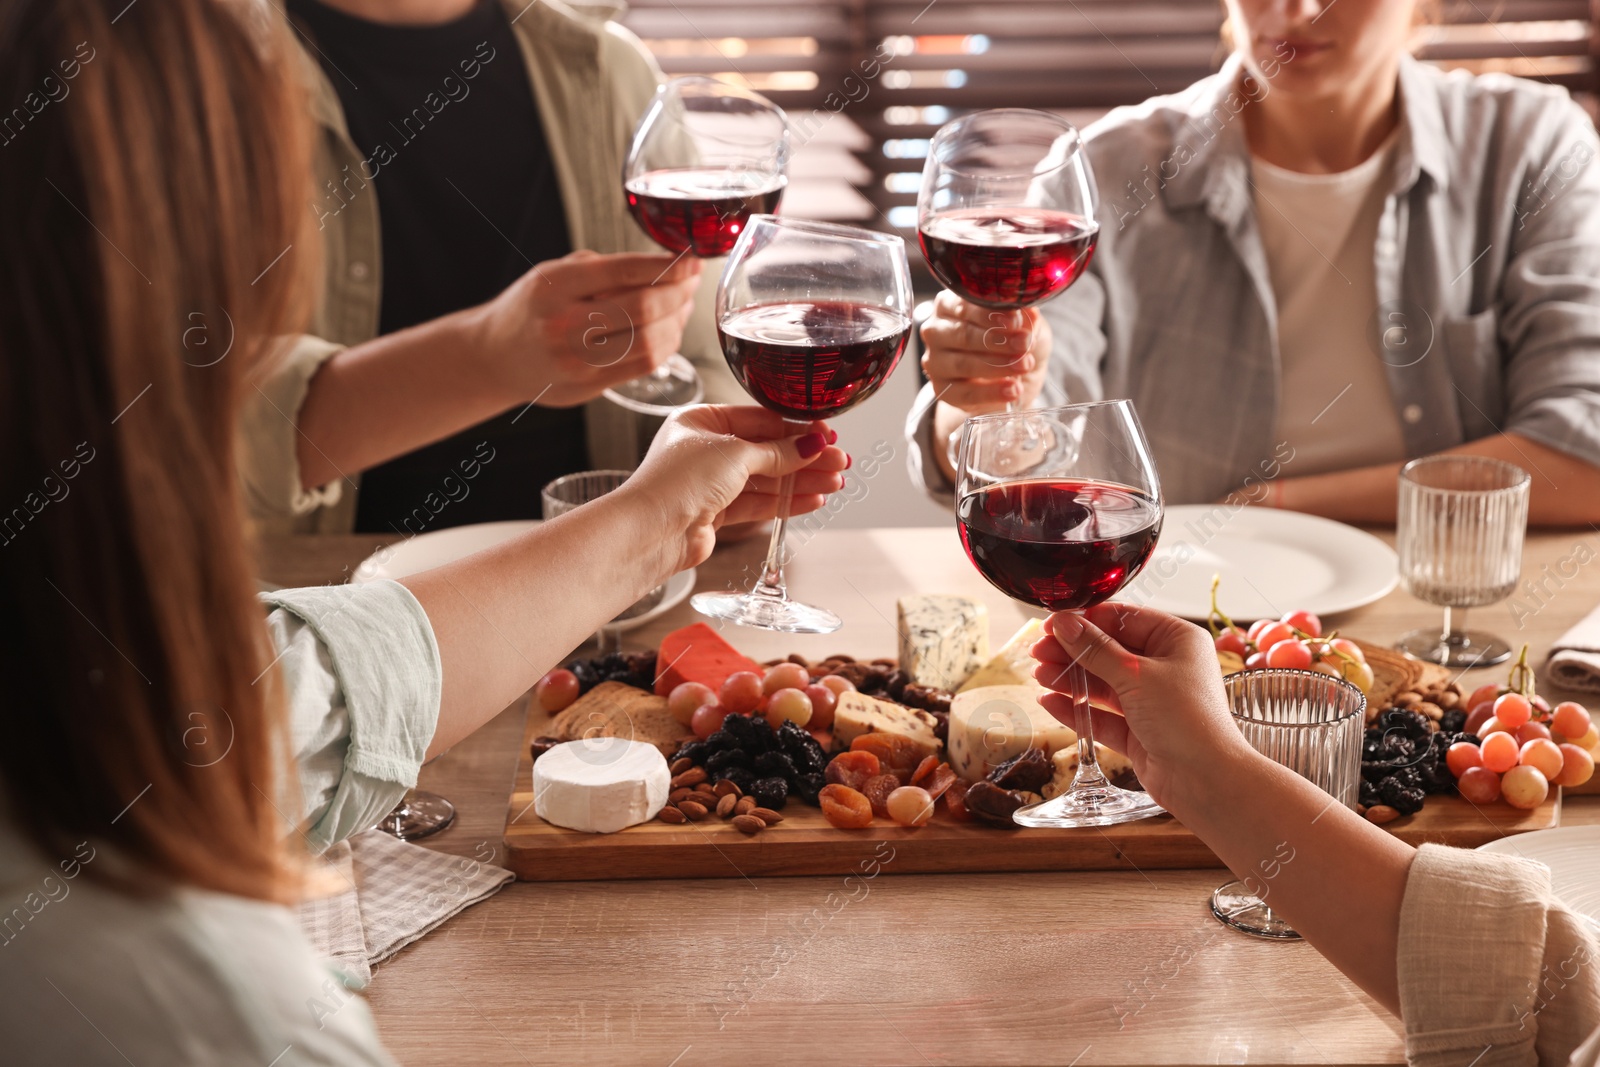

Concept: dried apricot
[[824, 750, 880, 791], [910, 755, 939, 786], [862, 773, 900, 818], [944, 779, 973, 822], [819, 784, 873, 828], [920, 762, 959, 801], [850, 733, 921, 773]]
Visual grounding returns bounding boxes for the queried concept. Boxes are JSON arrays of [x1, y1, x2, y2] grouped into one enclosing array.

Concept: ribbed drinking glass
[[1395, 456, 1530, 667], [1210, 668, 1365, 939]]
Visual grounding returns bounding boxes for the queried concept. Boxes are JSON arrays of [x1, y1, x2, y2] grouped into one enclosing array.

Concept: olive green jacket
[[241, 0, 733, 534]]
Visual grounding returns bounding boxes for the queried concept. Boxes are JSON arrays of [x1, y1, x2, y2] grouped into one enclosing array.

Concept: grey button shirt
[[908, 54, 1600, 505]]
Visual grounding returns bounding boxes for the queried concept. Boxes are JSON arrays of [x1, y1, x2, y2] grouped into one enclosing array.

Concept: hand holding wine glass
[[691, 216, 914, 633], [955, 400, 1165, 827], [607, 76, 790, 416]]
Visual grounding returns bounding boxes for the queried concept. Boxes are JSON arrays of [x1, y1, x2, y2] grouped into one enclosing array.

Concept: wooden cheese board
[[501, 707, 1563, 882]]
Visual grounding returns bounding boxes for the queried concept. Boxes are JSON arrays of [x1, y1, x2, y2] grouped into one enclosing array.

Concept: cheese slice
[[947, 684, 1077, 781], [957, 618, 1049, 693], [897, 595, 988, 691], [532, 738, 670, 833], [1041, 745, 1135, 800], [831, 691, 940, 760]]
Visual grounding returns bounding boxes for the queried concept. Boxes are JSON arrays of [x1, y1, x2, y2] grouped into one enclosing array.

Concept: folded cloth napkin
[[295, 828, 513, 987], [1546, 601, 1600, 694]]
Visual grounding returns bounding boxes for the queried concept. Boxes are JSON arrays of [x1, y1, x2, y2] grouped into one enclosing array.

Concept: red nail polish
[[844, 453, 853, 470], [826, 429, 838, 444], [797, 433, 827, 458]]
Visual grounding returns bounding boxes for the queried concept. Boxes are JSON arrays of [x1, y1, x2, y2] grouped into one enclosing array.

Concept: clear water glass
[[1211, 668, 1365, 939], [542, 470, 666, 651], [1395, 455, 1530, 667]]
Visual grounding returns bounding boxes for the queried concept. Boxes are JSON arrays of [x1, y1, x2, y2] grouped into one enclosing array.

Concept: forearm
[[402, 490, 670, 758], [1171, 746, 1415, 1015], [1275, 432, 1600, 526], [296, 303, 510, 490]]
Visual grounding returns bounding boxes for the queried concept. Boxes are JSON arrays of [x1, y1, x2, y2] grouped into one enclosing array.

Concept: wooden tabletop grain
[[258, 524, 1600, 1066]]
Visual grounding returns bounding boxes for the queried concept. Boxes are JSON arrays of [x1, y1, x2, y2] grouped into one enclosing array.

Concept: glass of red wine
[[956, 400, 1165, 828], [608, 76, 790, 416], [690, 215, 914, 633], [919, 109, 1099, 468]]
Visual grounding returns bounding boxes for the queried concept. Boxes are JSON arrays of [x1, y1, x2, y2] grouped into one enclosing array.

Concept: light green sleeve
[[261, 580, 443, 854]]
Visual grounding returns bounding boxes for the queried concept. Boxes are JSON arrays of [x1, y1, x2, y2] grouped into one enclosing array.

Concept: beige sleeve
[[238, 335, 346, 521], [1398, 843, 1600, 1066]]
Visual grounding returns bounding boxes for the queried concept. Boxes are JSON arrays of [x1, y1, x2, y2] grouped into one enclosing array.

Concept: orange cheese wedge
[[653, 622, 764, 697]]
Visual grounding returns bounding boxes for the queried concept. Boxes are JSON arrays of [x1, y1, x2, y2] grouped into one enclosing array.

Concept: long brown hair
[[0, 0, 317, 902]]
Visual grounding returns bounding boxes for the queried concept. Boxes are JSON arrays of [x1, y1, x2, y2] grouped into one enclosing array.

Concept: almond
[[678, 800, 710, 821], [669, 788, 695, 805], [712, 779, 741, 798], [1365, 804, 1400, 825], [671, 767, 708, 788], [731, 814, 766, 835], [658, 806, 687, 824], [669, 757, 694, 775], [716, 794, 738, 819], [748, 807, 784, 826], [734, 796, 756, 816], [1395, 691, 1422, 707]]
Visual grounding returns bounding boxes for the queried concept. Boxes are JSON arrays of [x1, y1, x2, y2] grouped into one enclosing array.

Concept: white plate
[[1478, 826, 1600, 931], [1119, 505, 1399, 621], [353, 520, 694, 634]]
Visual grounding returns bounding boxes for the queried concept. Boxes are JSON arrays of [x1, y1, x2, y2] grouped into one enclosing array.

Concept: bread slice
[[548, 681, 692, 758]]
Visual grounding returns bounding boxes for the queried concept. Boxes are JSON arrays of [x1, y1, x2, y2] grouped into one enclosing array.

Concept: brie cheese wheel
[[896, 594, 988, 691], [958, 618, 1049, 694], [947, 684, 1077, 781], [532, 738, 670, 833]]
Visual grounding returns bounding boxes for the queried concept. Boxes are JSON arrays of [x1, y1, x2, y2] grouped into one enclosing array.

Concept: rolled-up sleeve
[[1397, 843, 1600, 1066], [239, 334, 347, 521], [1499, 100, 1600, 469], [261, 580, 443, 854]]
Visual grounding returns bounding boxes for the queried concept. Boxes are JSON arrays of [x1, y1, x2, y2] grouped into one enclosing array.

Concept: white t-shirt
[[1252, 133, 1409, 477]]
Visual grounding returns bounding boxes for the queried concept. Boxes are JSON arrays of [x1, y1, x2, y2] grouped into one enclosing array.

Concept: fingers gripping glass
[[955, 400, 1165, 827], [607, 76, 791, 416], [917, 109, 1099, 468], [690, 216, 914, 633]]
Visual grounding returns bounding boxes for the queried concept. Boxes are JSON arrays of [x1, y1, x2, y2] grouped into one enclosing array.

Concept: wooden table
[[260, 526, 1600, 1066]]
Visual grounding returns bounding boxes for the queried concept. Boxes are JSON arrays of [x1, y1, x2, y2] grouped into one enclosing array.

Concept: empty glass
[[375, 788, 456, 841], [1211, 668, 1365, 939], [542, 470, 666, 651], [1395, 456, 1531, 667]]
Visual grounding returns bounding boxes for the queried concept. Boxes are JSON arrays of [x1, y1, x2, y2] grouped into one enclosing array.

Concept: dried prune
[[831, 662, 877, 690], [754, 750, 798, 780], [794, 772, 826, 805], [529, 736, 563, 763], [988, 748, 1052, 792], [718, 766, 758, 793], [705, 748, 749, 773], [749, 776, 789, 810], [776, 721, 828, 774], [1438, 708, 1467, 734], [1378, 775, 1425, 815], [567, 659, 601, 693], [883, 669, 910, 701], [622, 650, 657, 676], [964, 780, 1025, 828], [672, 739, 709, 765], [900, 684, 952, 714]]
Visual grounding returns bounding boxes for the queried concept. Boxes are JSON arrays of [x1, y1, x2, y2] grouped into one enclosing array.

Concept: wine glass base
[[603, 354, 704, 416], [691, 589, 841, 634], [1210, 880, 1301, 939], [376, 790, 456, 841], [1396, 628, 1512, 668], [1012, 784, 1165, 829]]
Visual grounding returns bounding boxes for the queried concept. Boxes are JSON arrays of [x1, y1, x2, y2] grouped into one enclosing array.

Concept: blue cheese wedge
[[832, 691, 941, 760], [897, 595, 988, 691]]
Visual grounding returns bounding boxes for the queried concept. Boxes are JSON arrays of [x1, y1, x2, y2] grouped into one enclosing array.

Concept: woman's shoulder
[[0, 861, 393, 1066], [1081, 67, 1240, 166], [1404, 56, 1596, 161]]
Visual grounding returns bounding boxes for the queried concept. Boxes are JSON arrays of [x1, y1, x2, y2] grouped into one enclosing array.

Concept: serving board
[[502, 709, 1562, 882]]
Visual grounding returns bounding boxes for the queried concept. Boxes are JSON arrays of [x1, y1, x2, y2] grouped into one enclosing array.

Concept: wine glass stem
[[1066, 656, 1110, 791], [753, 424, 803, 599], [1441, 605, 1459, 647]]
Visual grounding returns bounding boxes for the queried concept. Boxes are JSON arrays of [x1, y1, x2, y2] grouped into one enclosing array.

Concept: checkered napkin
[[295, 829, 513, 987], [1546, 601, 1600, 694]]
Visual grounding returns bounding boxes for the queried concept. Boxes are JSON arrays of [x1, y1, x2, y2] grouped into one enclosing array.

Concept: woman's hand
[[919, 291, 1051, 413], [621, 405, 849, 578], [1030, 603, 1253, 810]]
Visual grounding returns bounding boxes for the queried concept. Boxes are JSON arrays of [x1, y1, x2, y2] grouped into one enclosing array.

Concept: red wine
[[918, 209, 1098, 310], [625, 168, 786, 257], [957, 480, 1161, 610], [719, 301, 911, 419]]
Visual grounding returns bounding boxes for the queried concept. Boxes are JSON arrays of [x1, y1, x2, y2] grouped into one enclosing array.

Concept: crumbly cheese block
[[831, 691, 940, 760], [532, 738, 670, 834], [947, 684, 1077, 781], [896, 595, 988, 691], [1041, 745, 1136, 800], [957, 618, 1049, 694]]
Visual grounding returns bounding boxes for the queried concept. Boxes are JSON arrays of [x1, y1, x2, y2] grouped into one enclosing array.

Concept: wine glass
[[542, 469, 667, 653], [690, 215, 914, 633], [607, 76, 791, 416], [1395, 455, 1531, 667], [955, 400, 1165, 827], [918, 109, 1099, 467], [375, 788, 454, 841]]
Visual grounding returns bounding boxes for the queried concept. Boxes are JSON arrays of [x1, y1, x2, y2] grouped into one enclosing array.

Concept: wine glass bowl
[[955, 401, 1165, 828], [691, 215, 914, 633], [607, 76, 791, 415], [918, 109, 1099, 311]]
